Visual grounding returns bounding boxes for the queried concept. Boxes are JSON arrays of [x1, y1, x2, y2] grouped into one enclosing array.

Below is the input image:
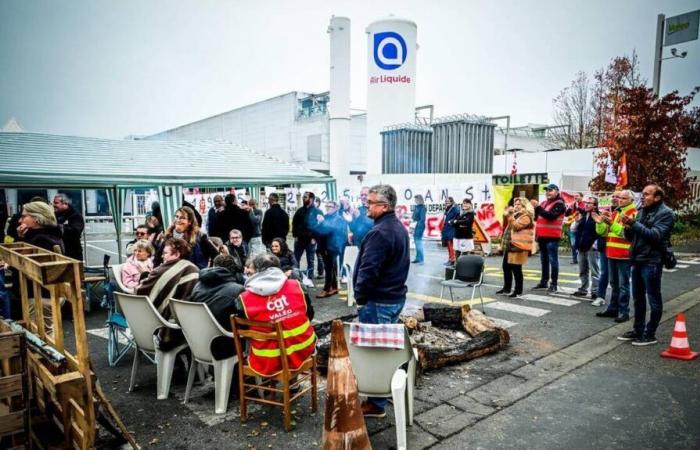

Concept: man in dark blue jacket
[[353, 184, 410, 418], [572, 196, 600, 300], [618, 184, 674, 346]]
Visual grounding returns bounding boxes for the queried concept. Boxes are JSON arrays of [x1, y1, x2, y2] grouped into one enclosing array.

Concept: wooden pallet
[[0, 242, 95, 449], [0, 325, 30, 449]]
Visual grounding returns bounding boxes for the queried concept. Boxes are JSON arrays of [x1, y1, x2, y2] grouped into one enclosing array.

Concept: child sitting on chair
[[122, 240, 154, 291]]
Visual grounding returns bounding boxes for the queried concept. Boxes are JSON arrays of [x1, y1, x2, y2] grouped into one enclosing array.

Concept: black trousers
[[322, 251, 338, 291], [502, 252, 524, 294]]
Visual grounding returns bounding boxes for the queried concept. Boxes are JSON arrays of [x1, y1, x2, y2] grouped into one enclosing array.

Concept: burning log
[[462, 308, 497, 337], [415, 328, 510, 371], [322, 320, 371, 450]]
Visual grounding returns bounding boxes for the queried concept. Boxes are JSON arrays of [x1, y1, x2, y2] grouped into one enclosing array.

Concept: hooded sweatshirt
[[190, 266, 245, 330], [235, 267, 314, 320]]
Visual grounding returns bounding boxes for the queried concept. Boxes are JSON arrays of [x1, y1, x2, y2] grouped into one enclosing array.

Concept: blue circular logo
[[373, 31, 407, 70]]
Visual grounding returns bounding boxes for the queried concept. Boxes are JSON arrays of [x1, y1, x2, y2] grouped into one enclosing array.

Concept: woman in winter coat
[[121, 240, 154, 291], [16, 201, 64, 253], [496, 197, 535, 298], [441, 197, 461, 266], [154, 206, 218, 269], [411, 195, 427, 264], [270, 237, 300, 279], [450, 199, 476, 258]]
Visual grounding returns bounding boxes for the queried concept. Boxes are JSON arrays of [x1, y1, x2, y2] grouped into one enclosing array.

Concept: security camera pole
[[652, 9, 699, 96]]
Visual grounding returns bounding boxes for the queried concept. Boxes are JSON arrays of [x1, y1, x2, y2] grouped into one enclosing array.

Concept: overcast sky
[[1, 0, 698, 139]]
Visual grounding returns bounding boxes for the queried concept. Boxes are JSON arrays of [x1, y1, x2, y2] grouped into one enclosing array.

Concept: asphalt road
[[79, 235, 700, 449]]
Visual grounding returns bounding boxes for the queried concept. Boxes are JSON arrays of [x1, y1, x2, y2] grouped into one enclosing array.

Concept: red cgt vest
[[535, 198, 565, 239], [240, 279, 316, 377]]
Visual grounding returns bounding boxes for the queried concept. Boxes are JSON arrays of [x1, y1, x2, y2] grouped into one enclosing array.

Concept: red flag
[[616, 152, 628, 188]]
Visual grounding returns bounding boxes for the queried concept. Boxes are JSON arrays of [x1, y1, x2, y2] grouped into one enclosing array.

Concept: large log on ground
[[416, 328, 510, 371], [322, 320, 371, 450], [462, 308, 497, 337], [422, 304, 466, 330]]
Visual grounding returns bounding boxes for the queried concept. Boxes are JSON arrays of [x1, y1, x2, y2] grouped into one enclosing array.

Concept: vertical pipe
[[652, 14, 665, 96]]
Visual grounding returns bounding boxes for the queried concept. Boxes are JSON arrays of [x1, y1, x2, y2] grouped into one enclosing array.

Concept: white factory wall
[[146, 92, 299, 163]]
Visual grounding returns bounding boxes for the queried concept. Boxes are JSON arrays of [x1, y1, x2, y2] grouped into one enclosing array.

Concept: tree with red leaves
[[588, 55, 698, 209]]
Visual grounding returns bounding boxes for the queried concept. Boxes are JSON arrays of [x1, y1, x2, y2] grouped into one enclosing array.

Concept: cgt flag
[[616, 152, 628, 188]]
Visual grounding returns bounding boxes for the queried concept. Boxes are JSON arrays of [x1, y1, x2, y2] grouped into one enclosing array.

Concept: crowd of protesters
[[491, 183, 674, 346]]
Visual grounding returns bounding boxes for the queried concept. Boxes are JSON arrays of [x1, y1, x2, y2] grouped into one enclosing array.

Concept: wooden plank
[[0, 374, 23, 397], [32, 280, 47, 342], [0, 410, 25, 435], [0, 333, 20, 358], [50, 285, 64, 352], [18, 274, 30, 327]]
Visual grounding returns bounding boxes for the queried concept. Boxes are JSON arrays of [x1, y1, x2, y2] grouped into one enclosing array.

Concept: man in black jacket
[[617, 184, 674, 346], [572, 196, 600, 300], [190, 254, 245, 331], [53, 194, 85, 261], [261, 193, 290, 247], [292, 192, 321, 279], [215, 194, 253, 244], [353, 184, 410, 418]]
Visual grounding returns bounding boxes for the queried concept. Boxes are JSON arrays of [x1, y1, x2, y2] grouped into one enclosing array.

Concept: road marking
[[663, 268, 678, 273], [485, 267, 579, 277], [407, 292, 496, 306], [490, 318, 518, 329], [485, 273, 579, 285], [675, 264, 690, 269], [417, 273, 444, 280], [677, 260, 700, 265], [519, 294, 580, 306], [485, 301, 550, 317], [86, 243, 119, 257]]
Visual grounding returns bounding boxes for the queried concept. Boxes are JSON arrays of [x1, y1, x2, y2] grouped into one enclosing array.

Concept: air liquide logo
[[373, 31, 407, 70]]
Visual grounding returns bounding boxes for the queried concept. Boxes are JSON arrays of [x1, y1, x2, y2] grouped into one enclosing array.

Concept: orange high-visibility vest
[[510, 214, 535, 251], [605, 207, 637, 260], [535, 199, 565, 239], [240, 279, 316, 376]]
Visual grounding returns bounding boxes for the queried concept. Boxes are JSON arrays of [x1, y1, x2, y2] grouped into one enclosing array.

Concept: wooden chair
[[230, 316, 317, 432]]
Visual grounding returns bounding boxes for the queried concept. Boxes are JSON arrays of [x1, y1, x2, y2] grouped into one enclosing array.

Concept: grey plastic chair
[[343, 322, 417, 450], [115, 292, 188, 400], [170, 299, 238, 415], [439, 255, 485, 312]]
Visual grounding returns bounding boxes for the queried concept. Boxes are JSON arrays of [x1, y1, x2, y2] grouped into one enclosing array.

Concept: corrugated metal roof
[[0, 132, 333, 188]]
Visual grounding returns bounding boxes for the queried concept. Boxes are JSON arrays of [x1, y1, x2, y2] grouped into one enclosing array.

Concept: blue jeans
[[0, 270, 9, 319], [538, 239, 560, 286], [632, 263, 663, 337], [358, 300, 405, 409], [569, 230, 578, 262], [294, 240, 316, 278], [596, 249, 609, 299], [414, 236, 425, 263], [606, 258, 631, 316]]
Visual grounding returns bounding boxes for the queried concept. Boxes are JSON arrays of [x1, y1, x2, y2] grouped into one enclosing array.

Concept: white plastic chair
[[342, 246, 359, 307], [115, 292, 188, 400], [343, 323, 417, 450], [170, 299, 238, 414], [111, 263, 133, 294]]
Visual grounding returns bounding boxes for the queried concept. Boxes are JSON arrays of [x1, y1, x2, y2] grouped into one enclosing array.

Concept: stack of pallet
[[0, 325, 29, 449]]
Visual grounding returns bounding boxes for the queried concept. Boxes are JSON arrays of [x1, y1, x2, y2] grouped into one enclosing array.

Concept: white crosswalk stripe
[[519, 294, 580, 306], [486, 301, 550, 317], [675, 264, 690, 269], [489, 318, 518, 329], [677, 260, 700, 265]]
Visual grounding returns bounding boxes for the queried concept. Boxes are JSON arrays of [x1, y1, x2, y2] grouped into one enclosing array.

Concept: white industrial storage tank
[[365, 16, 417, 175], [328, 16, 351, 178]]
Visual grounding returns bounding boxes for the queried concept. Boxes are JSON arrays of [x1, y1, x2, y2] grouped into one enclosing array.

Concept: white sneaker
[[302, 277, 315, 288], [591, 298, 606, 307], [341, 276, 348, 284]]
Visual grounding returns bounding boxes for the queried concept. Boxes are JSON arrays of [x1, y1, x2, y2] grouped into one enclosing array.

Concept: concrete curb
[[409, 285, 700, 449]]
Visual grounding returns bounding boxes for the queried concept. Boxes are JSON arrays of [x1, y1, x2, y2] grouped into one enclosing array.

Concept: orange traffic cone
[[660, 313, 698, 361]]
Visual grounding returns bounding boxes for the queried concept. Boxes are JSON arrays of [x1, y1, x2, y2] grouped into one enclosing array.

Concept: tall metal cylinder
[[328, 16, 351, 178], [366, 16, 417, 175]]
